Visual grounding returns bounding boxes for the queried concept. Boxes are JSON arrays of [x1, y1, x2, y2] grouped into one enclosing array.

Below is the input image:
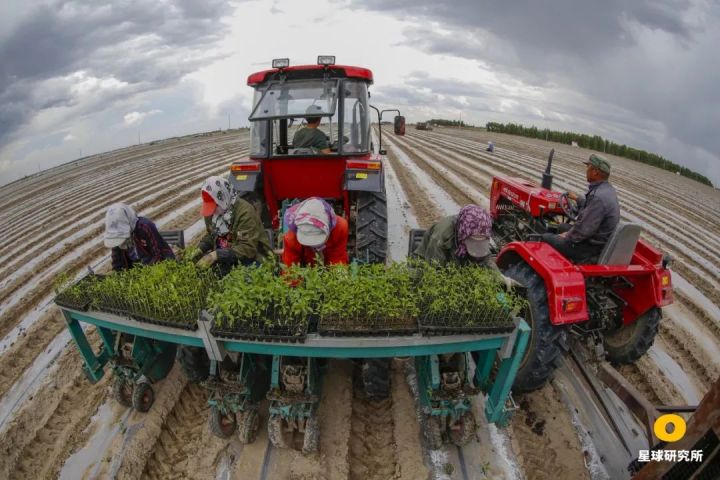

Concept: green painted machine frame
[[61, 307, 529, 425]]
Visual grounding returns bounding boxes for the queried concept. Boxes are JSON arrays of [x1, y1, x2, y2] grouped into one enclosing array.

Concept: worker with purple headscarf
[[414, 204, 497, 269]]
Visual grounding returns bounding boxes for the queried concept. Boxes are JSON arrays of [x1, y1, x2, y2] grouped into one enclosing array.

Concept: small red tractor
[[491, 151, 674, 392], [227, 56, 404, 399]]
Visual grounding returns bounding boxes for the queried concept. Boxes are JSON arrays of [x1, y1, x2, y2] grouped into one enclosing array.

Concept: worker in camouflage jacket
[[414, 204, 498, 270], [196, 175, 272, 275], [104, 203, 175, 271]]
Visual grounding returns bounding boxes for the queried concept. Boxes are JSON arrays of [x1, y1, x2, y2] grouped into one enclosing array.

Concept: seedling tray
[[211, 319, 308, 343], [418, 308, 516, 337], [54, 297, 91, 311], [318, 315, 418, 337], [131, 313, 198, 331]]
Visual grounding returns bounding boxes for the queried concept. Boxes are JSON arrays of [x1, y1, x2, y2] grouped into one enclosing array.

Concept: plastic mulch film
[[318, 312, 418, 337], [418, 298, 517, 336]]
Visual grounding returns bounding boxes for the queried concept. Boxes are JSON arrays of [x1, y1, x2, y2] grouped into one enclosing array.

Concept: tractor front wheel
[[604, 307, 661, 365], [504, 262, 564, 393]]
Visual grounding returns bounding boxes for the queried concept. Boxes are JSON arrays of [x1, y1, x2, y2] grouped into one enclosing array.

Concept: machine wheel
[[449, 412, 476, 446], [112, 377, 134, 408], [362, 358, 390, 401], [237, 409, 260, 444], [355, 191, 388, 264], [268, 414, 293, 449], [504, 262, 564, 393], [424, 415, 444, 450], [177, 345, 210, 383], [209, 405, 237, 439], [132, 382, 154, 412], [302, 415, 320, 455], [604, 307, 661, 365]]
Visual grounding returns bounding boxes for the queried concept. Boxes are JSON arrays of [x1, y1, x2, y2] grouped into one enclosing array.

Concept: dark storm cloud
[[0, 0, 233, 146], [350, 0, 720, 183]]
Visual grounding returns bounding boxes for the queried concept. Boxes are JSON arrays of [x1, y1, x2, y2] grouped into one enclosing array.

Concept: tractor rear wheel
[[604, 307, 661, 365], [504, 262, 564, 393], [361, 358, 391, 401], [177, 346, 210, 383], [355, 191, 388, 264]]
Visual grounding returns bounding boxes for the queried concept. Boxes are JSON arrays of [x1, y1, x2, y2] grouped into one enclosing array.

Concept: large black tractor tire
[[177, 346, 210, 383], [361, 358, 391, 401], [604, 307, 661, 365], [355, 191, 388, 264], [504, 262, 564, 393]]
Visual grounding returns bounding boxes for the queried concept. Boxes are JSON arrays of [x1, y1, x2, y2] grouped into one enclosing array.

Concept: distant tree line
[[428, 119, 468, 127], [485, 122, 713, 187]]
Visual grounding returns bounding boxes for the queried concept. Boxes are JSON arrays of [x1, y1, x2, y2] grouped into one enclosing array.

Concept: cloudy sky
[[1, 0, 719, 186]]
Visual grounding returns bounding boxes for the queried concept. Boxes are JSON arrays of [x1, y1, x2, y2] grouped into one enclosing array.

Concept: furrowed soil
[[1, 127, 719, 480]]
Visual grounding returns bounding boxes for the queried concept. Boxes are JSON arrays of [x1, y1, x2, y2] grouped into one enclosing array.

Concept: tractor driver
[[541, 154, 620, 263], [282, 197, 349, 266], [292, 105, 332, 154]]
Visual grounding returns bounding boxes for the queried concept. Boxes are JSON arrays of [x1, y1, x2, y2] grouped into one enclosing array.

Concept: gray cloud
[[0, 0, 233, 147], [350, 0, 720, 184]]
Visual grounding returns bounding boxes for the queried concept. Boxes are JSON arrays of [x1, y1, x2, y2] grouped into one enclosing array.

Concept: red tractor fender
[[496, 242, 589, 325]]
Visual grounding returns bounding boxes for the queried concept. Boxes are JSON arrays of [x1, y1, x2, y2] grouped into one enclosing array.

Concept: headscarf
[[284, 197, 337, 233], [104, 203, 138, 247], [455, 204, 493, 257], [201, 176, 237, 237]]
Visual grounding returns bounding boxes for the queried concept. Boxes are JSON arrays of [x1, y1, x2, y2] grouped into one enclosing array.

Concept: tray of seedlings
[[54, 273, 105, 311], [90, 259, 219, 331], [317, 263, 420, 337], [414, 262, 526, 336], [209, 262, 319, 343]]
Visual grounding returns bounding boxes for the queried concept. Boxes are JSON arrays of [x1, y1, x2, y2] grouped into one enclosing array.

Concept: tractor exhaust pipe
[[541, 149, 554, 190]]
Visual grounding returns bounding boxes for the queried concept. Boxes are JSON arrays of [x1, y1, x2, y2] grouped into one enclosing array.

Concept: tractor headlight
[[317, 55, 336, 66], [272, 58, 290, 69]]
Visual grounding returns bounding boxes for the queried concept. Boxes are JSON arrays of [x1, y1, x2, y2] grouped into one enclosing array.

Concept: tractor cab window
[[341, 81, 369, 154], [248, 78, 370, 157], [249, 79, 338, 120]]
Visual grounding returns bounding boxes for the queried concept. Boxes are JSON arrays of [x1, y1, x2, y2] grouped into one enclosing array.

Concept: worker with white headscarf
[[104, 203, 174, 271]]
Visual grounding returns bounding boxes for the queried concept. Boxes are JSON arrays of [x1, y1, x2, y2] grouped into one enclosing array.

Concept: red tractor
[[227, 56, 405, 398], [491, 151, 674, 392]]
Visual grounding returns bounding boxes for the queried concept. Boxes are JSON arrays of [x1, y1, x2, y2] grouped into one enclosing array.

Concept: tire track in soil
[[382, 140, 442, 227], [348, 370, 398, 480], [509, 386, 591, 480], [617, 359, 684, 406], [0, 330, 107, 480], [658, 324, 718, 392], [141, 383, 211, 480]]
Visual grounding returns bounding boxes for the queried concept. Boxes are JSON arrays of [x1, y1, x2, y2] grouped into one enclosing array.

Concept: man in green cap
[[542, 153, 620, 263]]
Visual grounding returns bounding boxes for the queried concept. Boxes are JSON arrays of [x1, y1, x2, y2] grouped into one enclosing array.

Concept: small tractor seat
[[159, 230, 185, 249], [596, 222, 642, 265], [289, 147, 315, 155]]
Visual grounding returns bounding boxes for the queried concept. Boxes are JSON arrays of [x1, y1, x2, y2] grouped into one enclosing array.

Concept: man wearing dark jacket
[[542, 154, 620, 263], [104, 203, 174, 271]]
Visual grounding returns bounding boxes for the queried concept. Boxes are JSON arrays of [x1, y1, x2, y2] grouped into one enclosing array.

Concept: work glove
[[196, 251, 218, 268]]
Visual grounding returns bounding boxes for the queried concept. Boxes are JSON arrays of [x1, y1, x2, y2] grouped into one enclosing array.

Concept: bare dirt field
[[0, 126, 718, 479]]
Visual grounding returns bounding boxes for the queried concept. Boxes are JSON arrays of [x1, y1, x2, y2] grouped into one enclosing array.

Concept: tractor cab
[[230, 57, 396, 264]]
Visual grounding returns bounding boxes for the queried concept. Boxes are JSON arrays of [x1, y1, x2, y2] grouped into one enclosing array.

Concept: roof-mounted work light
[[272, 58, 290, 69], [317, 55, 336, 66]]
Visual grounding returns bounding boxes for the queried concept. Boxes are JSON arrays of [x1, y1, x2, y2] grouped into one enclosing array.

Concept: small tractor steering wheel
[[559, 192, 579, 221]]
